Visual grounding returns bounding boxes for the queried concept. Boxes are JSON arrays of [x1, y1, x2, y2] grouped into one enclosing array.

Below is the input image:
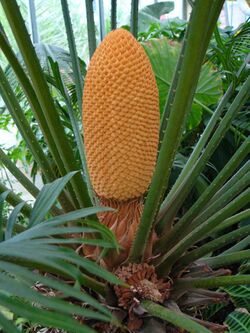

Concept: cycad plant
[[0, 0, 249, 332]]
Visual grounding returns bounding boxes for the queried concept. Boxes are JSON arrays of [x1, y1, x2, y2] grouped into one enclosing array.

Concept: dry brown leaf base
[[84, 197, 156, 268]]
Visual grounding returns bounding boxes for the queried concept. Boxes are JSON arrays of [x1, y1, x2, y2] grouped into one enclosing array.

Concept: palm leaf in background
[[142, 38, 223, 129], [208, 19, 250, 85], [225, 311, 250, 333], [138, 1, 174, 32], [224, 285, 250, 311]]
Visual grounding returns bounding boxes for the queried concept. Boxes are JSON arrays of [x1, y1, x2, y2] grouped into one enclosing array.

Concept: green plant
[[139, 18, 249, 191], [207, 19, 250, 87], [138, 19, 187, 42], [0, 41, 87, 180], [137, 1, 174, 33], [0, 173, 122, 332], [0, 0, 250, 332]]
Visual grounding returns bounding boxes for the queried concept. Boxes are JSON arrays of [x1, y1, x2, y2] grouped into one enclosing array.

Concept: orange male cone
[[83, 29, 159, 267]]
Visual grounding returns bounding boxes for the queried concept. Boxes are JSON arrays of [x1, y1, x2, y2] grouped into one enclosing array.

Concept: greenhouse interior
[[0, 0, 249, 332]]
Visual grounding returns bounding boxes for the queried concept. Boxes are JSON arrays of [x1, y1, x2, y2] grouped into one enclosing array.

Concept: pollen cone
[[83, 28, 159, 266]]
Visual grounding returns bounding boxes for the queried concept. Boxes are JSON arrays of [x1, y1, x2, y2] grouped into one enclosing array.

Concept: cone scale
[[83, 29, 159, 267]]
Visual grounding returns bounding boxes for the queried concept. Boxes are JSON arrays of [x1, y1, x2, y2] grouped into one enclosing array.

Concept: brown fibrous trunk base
[[84, 196, 155, 269]]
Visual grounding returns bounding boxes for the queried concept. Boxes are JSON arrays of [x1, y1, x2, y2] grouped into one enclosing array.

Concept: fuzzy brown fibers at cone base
[[114, 263, 171, 309], [82, 28, 159, 266]]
